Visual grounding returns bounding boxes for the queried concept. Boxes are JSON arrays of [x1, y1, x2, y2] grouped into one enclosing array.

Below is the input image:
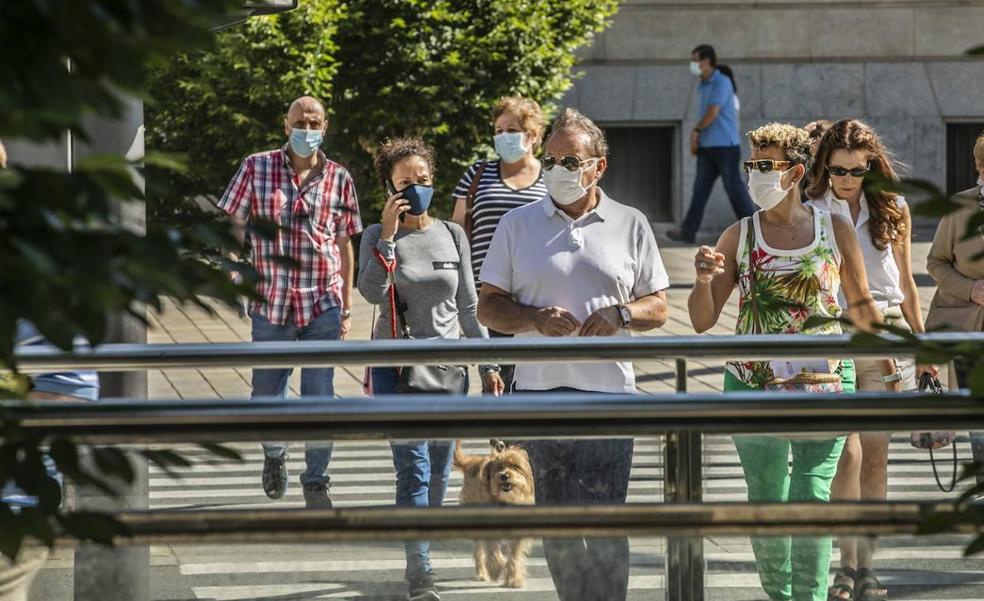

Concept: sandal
[[828, 567, 859, 601], [856, 568, 888, 601]]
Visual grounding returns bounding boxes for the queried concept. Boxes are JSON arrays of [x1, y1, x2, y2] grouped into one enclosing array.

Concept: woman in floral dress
[[687, 123, 895, 601]]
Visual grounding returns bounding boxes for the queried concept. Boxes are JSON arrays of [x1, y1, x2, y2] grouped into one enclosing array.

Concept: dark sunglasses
[[828, 164, 871, 178], [742, 160, 793, 174], [542, 154, 598, 172]]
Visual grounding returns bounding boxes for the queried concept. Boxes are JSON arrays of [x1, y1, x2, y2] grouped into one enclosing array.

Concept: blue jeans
[[251, 307, 340, 487], [520, 388, 634, 601], [372, 367, 458, 579], [681, 145, 755, 237]]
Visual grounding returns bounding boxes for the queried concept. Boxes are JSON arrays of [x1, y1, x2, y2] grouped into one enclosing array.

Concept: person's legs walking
[[297, 308, 341, 491], [427, 440, 454, 507], [829, 432, 861, 593], [788, 437, 845, 601], [734, 434, 794, 601], [574, 438, 633, 601], [525, 439, 585, 601], [250, 313, 295, 499], [716, 145, 756, 218], [678, 148, 721, 240]]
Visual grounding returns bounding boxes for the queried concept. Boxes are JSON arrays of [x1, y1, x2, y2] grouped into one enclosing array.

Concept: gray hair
[[548, 108, 608, 158]]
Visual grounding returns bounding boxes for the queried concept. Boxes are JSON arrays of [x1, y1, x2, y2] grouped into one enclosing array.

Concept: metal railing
[[9, 332, 984, 601], [14, 332, 984, 372]]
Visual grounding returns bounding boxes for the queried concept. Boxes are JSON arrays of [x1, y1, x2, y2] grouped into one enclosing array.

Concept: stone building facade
[[563, 0, 984, 239]]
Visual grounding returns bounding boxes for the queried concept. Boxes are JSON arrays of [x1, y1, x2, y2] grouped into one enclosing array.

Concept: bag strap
[[463, 161, 489, 241], [371, 248, 410, 339], [744, 217, 762, 335], [440, 220, 461, 259]]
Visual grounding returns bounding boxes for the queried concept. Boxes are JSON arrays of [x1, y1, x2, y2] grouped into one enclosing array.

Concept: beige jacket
[[926, 186, 984, 332]]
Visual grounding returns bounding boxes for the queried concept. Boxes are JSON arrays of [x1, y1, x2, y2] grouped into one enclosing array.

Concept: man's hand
[[482, 371, 505, 396], [533, 307, 581, 337], [339, 312, 351, 340], [579, 306, 621, 337], [690, 130, 699, 156], [972, 280, 984, 306]]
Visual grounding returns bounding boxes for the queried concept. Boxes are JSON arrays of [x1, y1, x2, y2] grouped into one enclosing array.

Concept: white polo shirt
[[480, 189, 670, 393], [808, 190, 906, 310]]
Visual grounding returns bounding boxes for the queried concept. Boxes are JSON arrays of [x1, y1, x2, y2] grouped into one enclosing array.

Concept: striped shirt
[[454, 160, 546, 287]]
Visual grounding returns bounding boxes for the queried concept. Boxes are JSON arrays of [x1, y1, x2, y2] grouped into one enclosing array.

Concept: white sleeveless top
[[807, 190, 905, 311]]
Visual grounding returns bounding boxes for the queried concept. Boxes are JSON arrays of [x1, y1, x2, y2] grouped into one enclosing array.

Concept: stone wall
[[564, 1, 984, 236]]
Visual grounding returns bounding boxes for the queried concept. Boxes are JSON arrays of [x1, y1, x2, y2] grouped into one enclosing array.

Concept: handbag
[[373, 221, 468, 395], [463, 161, 488, 241], [910, 373, 958, 492], [744, 220, 845, 439]]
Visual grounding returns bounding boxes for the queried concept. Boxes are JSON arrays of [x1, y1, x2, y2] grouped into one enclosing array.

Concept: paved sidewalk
[[147, 242, 937, 401]]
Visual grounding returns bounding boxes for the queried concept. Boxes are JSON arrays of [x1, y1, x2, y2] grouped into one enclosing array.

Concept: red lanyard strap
[[372, 248, 399, 339]]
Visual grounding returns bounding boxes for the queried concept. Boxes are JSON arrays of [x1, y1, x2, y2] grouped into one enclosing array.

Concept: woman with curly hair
[[358, 137, 504, 601], [806, 118, 937, 601], [688, 122, 891, 601]]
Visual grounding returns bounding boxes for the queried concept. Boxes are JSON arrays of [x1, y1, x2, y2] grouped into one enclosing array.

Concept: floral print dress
[[726, 207, 844, 388]]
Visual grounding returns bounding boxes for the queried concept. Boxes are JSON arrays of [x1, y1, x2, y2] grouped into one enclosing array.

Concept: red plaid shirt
[[218, 147, 363, 327]]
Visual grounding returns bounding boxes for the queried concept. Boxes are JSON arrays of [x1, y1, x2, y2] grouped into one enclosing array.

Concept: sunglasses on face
[[542, 154, 598, 172], [828, 164, 871, 178], [742, 160, 793, 174]]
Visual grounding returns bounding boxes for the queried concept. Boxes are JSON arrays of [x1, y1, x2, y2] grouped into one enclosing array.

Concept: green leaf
[[198, 443, 244, 462], [57, 512, 128, 546], [91, 448, 136, 485], [965, 534, 984, 557]]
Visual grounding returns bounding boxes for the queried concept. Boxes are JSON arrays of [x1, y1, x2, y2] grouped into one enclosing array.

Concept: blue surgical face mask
[[398, 184, 434, 215], [494, 132, 528, 163], [289, 128, 323, 157]]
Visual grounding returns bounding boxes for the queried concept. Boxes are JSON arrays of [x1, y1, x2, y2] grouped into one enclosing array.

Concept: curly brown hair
[[373, 137, 436, 192], [806, 119, 904, 251]]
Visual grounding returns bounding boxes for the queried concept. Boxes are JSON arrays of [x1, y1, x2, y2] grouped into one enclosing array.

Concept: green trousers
[[726, 362, 854, 601]]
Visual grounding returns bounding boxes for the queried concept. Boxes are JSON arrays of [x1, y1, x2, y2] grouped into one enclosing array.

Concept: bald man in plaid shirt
[[219, 96, 362, 509]]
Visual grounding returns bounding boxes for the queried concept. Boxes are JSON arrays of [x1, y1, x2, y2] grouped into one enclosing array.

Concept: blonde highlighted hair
[[746, 123, 811, 166]]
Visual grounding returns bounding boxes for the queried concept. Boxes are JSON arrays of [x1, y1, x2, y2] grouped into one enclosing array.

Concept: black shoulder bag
[[394, 222, 468, 395]]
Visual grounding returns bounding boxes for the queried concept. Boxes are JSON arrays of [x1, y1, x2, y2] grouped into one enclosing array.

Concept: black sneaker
[[262, 455, 288, 499], [666, 227, 696, 244], [302, 481, 332, 509], [407, 572, 440, 601]]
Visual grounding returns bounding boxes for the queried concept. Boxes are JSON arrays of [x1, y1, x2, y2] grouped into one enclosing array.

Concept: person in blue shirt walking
[[668, 44, 755, 244]]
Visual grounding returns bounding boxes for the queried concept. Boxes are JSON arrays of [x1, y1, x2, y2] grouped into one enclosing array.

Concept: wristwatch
[[481, 365, 502, 376], [881, 371, 902, 384], [340, 309, 352, 319], [616, 305, 632, 327]]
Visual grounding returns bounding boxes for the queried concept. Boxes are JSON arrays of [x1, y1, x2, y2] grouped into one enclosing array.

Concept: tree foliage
[[147, 0, 619, 221], [0, 0, 251, 559]]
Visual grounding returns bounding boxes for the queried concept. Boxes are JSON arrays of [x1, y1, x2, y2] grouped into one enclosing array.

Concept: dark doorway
[[601, 125, 675, 222]]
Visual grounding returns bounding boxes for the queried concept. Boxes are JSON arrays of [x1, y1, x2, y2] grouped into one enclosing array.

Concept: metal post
[[72, 95, 149, 601], [665, 358, 704, 601]]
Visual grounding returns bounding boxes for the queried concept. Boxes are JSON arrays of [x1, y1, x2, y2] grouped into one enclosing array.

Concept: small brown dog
[[453, 439, 535, 588]]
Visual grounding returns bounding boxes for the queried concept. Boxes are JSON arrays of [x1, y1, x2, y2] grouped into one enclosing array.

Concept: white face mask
[[544, 159, 598, 206], [689, 61, 702, 76], [747, 167, 796, 211]]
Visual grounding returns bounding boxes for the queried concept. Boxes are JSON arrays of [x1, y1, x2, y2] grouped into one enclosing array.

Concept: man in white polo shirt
[[477, 108, 669, 601]]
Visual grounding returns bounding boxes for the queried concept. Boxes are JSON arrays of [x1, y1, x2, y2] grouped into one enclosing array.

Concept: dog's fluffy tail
[[453, 440, 482, 475]]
